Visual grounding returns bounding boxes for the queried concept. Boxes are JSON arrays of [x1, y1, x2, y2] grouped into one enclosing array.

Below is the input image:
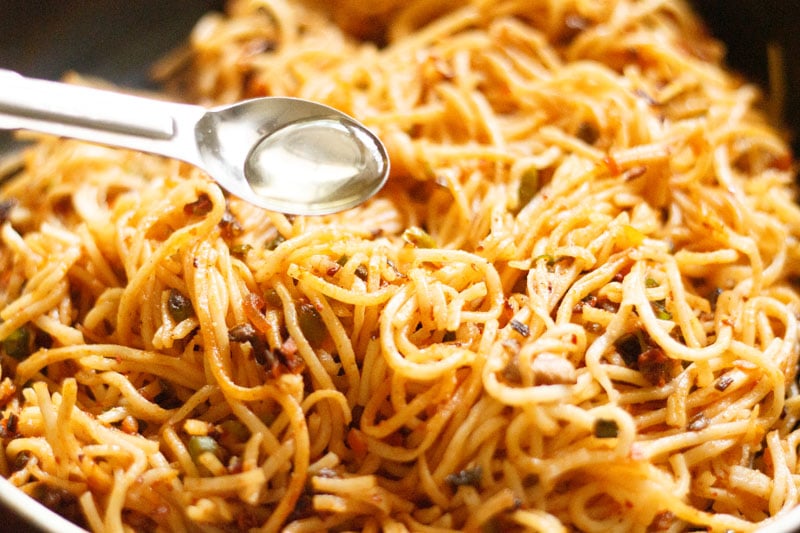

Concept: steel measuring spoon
[[0, 70, 389, 215]]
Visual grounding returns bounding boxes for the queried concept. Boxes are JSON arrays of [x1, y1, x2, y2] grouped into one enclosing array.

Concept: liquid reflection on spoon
[[244, 117, 386, 215], [0, 71, 390, 215]]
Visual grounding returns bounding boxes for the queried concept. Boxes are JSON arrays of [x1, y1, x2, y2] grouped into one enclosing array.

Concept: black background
[[0, 1, 225, 86], [691, 0, 800, 154]]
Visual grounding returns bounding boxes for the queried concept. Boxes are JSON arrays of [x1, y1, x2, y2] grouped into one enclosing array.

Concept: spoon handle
[[0, 70, 204, 163]]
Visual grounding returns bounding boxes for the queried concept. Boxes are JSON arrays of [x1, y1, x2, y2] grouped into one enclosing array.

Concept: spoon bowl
[[197, 98, 388, 214], [0, 70, 390, 215]]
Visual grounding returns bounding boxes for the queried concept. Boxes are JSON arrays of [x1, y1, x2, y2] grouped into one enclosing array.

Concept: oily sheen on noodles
[[1, 0, 800, 531]]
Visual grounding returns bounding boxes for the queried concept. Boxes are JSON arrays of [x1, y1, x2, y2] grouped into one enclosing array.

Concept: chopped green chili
[[230, 243, 252, 257], [402, 227, 436, 248], [167, 289, 194, 323], [219, 420, 250, 442], [2, 326, 31, 360], [652, 300, 672, 320], [265, 233, 286, 250], [516, 167, 540, 211], [264, 288, 282, 307], [297, 302, 326, 347], [188, 435, 220, 463]]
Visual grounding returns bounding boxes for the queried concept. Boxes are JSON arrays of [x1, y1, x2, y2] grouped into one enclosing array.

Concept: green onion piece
[[645, 277, 659, 288], [264, 288, 282, 307], [230, 243, 252, 257], [219, 420, 250, 442], [265, 233, 286, 250], [594, 418, 619, 438], [297, 302, 326, 347], [516, 167, 540, 212], [2, 326, 31, 360], [532, 254, 555, 266], [402, 227, 436, 248], [188, 435, 220, 463], [652, 300, 672, 320]]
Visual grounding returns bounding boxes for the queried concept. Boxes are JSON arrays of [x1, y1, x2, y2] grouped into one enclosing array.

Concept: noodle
[[1, 0, 800, 531]]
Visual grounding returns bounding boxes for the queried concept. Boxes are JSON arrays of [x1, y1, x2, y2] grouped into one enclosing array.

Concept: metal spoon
[[0, 70, 389, 215]]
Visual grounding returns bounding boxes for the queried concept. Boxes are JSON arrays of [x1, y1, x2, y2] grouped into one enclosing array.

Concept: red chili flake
[[346, 428, 368, 459], [280, 343, 305, 374], [326, 262, 341, 276], [0, 412, 19, 438], [242, 293, 273, 337], [280, 337, 298, 357], [622, 165, 647, 181], [184, 194, 213, 216], [219, 210, 243, 240], [120, 415, 139, 435], [603, 154, 620, 175], [638, 347, 680, 386]]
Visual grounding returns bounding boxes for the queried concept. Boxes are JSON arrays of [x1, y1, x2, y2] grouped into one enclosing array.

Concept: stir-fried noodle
[[1, 0, 800, 531]]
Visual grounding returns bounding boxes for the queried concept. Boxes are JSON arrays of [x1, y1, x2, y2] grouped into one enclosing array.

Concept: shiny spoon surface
[[0, 70, 389, 215]]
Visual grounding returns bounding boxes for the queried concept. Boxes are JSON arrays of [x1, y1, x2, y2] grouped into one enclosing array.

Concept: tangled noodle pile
[[1, 0, 800, 531]]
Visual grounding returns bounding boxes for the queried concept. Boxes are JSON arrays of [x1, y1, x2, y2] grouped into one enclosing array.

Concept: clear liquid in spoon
[[244, 117, 386, 214]]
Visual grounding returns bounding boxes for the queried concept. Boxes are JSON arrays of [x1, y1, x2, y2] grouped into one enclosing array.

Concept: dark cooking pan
[[0, 1, 798, 532], [0, 0, 224, 155]]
